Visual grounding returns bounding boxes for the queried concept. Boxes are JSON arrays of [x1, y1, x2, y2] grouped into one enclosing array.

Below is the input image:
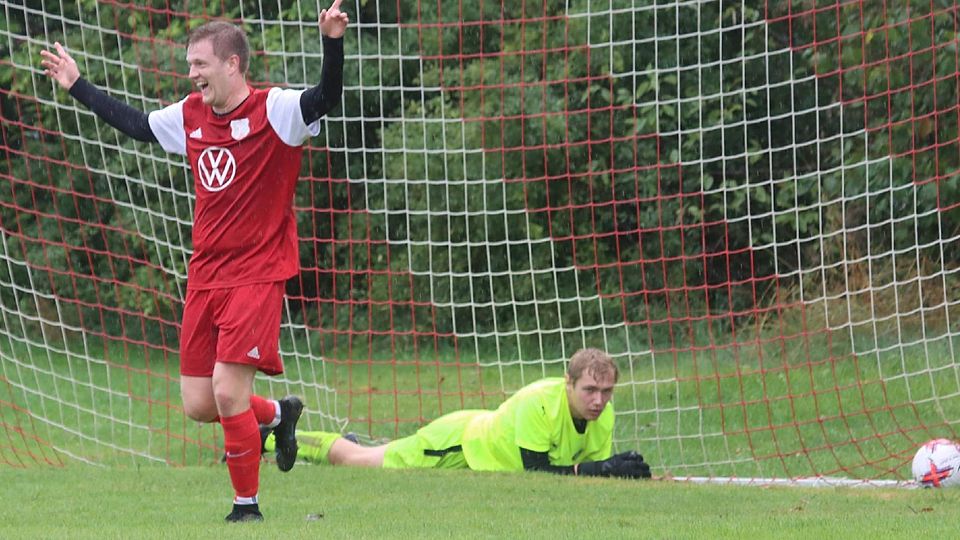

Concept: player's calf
[[220, 425, 273, 464]]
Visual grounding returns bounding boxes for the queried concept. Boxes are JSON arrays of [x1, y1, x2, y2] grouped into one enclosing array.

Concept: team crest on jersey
[[197, 146, 237, 192], [230, 118, 250, 140]]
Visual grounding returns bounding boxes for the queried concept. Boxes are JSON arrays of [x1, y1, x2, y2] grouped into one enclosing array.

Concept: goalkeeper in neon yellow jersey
[[264, 348, 651, 478]]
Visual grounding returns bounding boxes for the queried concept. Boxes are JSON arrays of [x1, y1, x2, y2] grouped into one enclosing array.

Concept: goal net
[[2, 0, 958, 483]]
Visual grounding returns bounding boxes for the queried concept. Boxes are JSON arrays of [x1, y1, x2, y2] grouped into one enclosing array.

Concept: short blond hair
[[188, 21, 250, 74], [566, 348, 618, 384]]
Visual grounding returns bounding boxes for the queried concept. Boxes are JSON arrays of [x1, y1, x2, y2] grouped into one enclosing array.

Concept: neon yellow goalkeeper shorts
[[382, 410, 484, 469]]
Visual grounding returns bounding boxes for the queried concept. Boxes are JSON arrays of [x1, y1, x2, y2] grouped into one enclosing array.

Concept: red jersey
[[147, 87, 320, 289]]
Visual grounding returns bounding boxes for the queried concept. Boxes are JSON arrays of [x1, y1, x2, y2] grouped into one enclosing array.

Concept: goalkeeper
[[265, 348, 651, 478]]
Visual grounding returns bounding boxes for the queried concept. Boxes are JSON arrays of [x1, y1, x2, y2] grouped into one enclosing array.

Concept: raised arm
[[40, 42, 157, 143], [299, 0, 349, 124]]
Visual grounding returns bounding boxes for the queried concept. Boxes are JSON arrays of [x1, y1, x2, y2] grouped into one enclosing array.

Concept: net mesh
[[1, 0, 959, 481]]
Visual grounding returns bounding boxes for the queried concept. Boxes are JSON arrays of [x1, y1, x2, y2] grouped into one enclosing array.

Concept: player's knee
[[180, 376, 217, 421], [183, 400, 218, 422], [211, 386, 246, 414], [329, 440, 365, 466], [336, 444, 386, 467]]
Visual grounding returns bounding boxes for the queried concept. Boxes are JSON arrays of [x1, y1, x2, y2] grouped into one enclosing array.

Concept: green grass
[[3, 463, 959, 539]]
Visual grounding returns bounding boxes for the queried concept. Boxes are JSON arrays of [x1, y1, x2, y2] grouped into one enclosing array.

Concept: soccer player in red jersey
[[40, 0, 350, 523]]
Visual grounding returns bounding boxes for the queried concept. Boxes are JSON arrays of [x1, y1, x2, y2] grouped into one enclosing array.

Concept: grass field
[[4, 462, 960, 539], [3, 286, 960, 537]]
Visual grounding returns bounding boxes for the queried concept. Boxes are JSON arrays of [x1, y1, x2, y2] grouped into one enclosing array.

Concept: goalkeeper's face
[[566, 370, 615, 421]]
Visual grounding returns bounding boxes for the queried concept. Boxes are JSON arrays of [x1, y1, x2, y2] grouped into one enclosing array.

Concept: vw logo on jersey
[[197, 146, 237, 192]]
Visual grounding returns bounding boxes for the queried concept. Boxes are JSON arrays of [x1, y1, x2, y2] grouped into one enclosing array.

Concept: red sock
[[249, 395, 277, 426], [221, 408, 261, 500]]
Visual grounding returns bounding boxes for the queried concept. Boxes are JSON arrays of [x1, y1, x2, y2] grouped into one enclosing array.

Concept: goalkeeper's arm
[[576, 451, 652, 479], [519, 447, 576, 475], [520, 448, 652, 479]]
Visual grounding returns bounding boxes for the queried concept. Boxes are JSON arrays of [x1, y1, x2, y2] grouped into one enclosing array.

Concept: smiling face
[[186, 38, 245, 113], [566, 369, 615, 421]]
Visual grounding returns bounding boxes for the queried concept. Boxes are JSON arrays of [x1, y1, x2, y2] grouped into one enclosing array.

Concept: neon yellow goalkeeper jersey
[[461, 377, 614, 471]]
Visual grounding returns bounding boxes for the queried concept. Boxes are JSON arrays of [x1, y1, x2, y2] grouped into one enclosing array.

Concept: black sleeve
[[519, 447, 576, 475], [299, 36, 344, 125], [68, 78, 158, 143]]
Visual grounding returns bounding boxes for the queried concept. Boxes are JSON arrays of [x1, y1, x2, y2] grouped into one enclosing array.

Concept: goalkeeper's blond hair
[[567, 348, 618, 384]]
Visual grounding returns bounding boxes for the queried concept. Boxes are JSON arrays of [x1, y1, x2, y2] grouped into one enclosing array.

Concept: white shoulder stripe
[[266, 87, 321, 147], [148, 98, 188, 155]]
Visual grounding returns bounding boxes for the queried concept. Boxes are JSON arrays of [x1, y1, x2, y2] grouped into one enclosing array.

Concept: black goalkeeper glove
[[577, 451, 651, 479]]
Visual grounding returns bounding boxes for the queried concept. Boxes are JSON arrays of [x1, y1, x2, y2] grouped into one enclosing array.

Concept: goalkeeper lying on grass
[[265, 348, 651, 478]]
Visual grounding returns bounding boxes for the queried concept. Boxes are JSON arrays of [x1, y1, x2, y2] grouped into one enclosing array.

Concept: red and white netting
[[1, 1, 958, 485]]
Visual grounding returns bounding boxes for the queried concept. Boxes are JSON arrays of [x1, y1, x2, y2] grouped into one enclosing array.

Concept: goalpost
[[1, 0, 958, 484]]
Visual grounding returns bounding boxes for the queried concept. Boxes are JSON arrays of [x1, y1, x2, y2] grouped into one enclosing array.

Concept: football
[[912, 438, 960, 487]]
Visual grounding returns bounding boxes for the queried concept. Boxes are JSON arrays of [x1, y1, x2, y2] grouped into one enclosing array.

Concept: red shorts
[[179, 282, 285, 377]]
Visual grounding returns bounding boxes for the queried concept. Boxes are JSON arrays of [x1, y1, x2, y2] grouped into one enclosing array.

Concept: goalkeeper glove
[[577, 451, 651, 479]]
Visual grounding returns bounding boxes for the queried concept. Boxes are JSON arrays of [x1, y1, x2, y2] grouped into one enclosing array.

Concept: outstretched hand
[[580, 450, 650, 478], [578, 450, 652, 479], [320, 0, 349, 39], [40, 42, 80, 90], [607, 450, 652, 479]]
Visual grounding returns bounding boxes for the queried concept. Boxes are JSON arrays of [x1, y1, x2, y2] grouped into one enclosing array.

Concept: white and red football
[[912, 438, 960, 487]]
